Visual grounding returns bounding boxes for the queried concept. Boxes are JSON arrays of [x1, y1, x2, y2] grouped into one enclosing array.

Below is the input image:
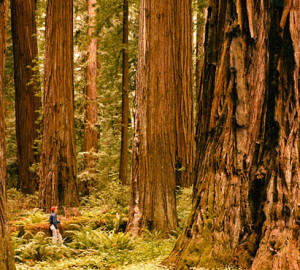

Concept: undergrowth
[[10, 187, 192, 270], [14, 227, 176, 270]]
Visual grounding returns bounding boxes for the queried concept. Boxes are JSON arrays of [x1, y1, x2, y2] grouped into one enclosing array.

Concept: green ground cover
[[8, 187, 192, 270]]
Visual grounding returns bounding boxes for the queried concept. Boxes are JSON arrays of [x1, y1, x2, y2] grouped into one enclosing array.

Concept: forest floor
[[7, 185, 193, 270]]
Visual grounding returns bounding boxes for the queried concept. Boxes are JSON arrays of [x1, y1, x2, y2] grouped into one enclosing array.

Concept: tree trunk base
[[163, 224, 300, 270], [251, 226, 300, 270]]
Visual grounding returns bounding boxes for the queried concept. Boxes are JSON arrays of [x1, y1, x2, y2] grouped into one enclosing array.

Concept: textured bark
[[119, 0, 129, 185], [164, 0, 300, 269], [0, 0, 16, 268], [11, 0, 41, 194], [39, 0, 79, 212], [81, 0, 98, 195], [174, 0, 195, 188], [127, 0, 178, 234]]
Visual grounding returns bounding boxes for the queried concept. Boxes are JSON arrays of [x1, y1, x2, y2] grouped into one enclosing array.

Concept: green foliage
[[28, 56, 44, 177], [14, 232, 72, 262], [67, 225, 106, 250], [17, 209, 47, 226], [7, 189, 39, 220], [176, 187, 193, 231], [68, 226, 134, 251], [81, 180, 130, 213], [14, 204, 179, 270], [72, 0, 139, 190], [9, 184, 192, 270]]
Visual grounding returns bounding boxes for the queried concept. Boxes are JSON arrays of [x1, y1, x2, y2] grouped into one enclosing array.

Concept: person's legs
[[50, 225, 57, 244], [57, 231, 63, 244]]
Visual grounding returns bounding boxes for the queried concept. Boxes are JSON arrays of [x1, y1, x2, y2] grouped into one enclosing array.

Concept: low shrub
[[67, 225, 134, 251], [15, 232, 73, 262]]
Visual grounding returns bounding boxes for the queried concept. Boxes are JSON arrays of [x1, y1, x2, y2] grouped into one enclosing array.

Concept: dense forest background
[[4, 0, 140, 190], [0, 0, 299, 269]]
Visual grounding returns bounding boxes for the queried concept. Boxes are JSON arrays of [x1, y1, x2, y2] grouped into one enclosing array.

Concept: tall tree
[[164, 0, 300, 269], [0, 0, 16, 268], [119, 0, 129, 185], [39, 0, 79, 211], [11, 0, 41, 194], [82, 0, 98, 194], [174, 0, 194, 187], [126, 0, 178, 234]]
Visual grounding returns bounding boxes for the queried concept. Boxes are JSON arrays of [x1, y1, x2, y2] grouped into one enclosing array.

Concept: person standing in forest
[[49, 206, 63, 244]]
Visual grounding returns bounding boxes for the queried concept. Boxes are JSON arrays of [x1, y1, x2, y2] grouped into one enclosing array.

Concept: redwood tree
[[126, 0, 178, 234], [164, 0, 300, 269], [0, 0, 16, 268], [11, 0, 41, 194], [82, 0, 98, 195], [39, 0, 79, 211], [119, 0, 129, 185], [174, 0, 194, 188]]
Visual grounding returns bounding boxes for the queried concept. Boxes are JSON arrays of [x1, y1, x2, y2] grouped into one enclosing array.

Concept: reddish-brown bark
[[39, 0, 79, 212], [174, 0, 195, 188], [11, 0, 41, 194], [82, 0, 98, 195], [164, 0, 300, 269], [119, 0, 129, 185], [0, 0, 16, 268], [127, 0, 178, 234]]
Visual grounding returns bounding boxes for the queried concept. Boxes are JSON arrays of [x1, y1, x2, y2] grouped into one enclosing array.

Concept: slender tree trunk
[[11, 0, 41, 194], [119, 0, 129, 185], [0, 0, 16, 268], [126, 0, 178, 234], [82, 0, 98, 195], [164, 0, 300, 269], [39, 0, 79, 212], [174, 0, 195, 188]]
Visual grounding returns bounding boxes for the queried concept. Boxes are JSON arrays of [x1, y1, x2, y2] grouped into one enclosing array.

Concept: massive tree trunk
[[126, 0, 178, 234], [164, 0, 300, 269], [0, 0, 16, 268], [174, 0, 195, 188], [11, 0, 41, 194], [119, 0, 129, 185], [39, 0, 79, 212], [82, 0, 98, 195]]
